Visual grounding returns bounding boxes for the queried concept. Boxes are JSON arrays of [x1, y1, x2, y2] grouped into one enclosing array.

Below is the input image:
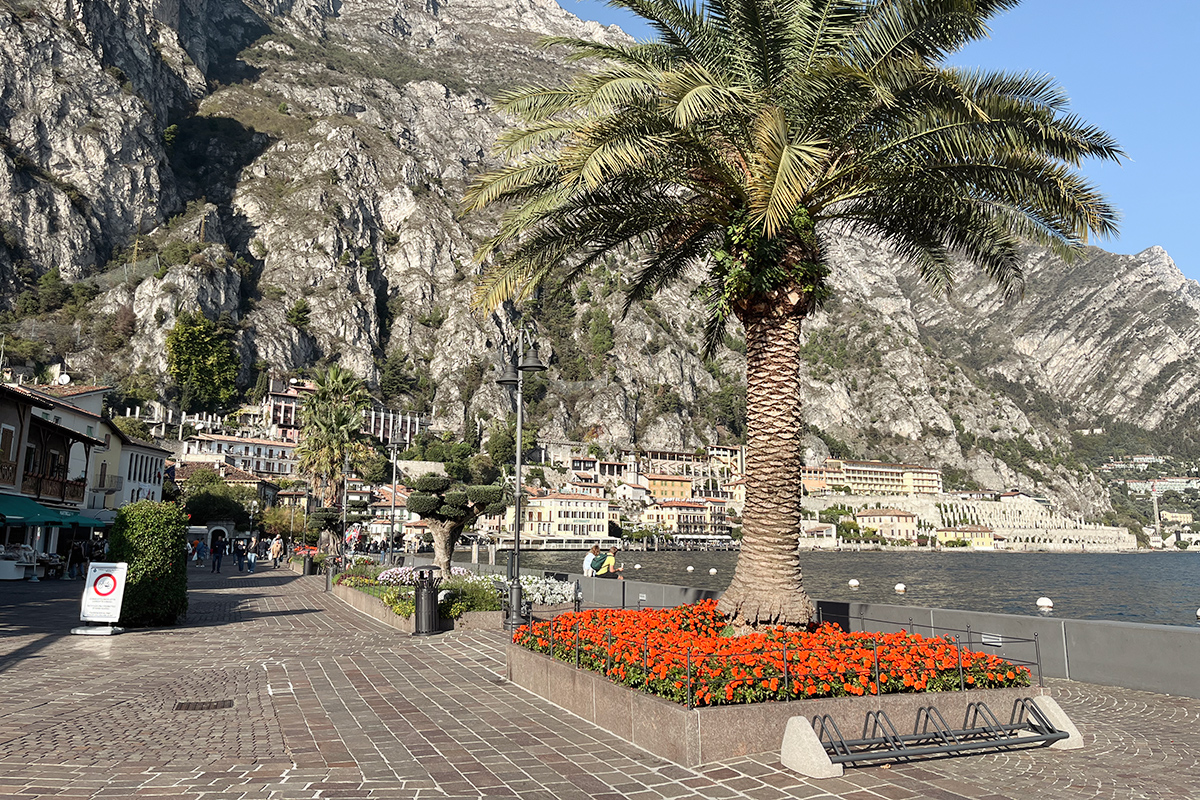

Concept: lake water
[[460, 549, 1200, 627]]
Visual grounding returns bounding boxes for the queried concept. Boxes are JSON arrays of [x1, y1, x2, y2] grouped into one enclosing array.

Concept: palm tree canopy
[[296, 367, 373, 507], [465, 0, 1123, 344]]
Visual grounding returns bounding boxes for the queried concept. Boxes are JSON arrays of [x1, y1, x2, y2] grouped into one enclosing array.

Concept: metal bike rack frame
[[812, 698, 1069, 765]]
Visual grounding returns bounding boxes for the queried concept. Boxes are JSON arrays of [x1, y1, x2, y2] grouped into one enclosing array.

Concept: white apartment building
[[182, 434, 298, 478]]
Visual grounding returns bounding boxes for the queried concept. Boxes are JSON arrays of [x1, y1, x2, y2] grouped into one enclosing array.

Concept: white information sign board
[[80, 562, 128, 623]]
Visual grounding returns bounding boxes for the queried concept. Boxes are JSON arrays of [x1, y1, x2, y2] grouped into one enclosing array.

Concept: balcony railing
[[21, 471, 88, 504], [91, 475, 124, 493], [0, 460, 16, 486]]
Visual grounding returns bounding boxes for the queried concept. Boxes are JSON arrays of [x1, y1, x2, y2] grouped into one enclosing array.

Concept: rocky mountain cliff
[[2, 0, 1198, 520]]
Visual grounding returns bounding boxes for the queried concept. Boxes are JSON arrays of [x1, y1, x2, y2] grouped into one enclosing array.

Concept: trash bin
[[303, 555, 314, 575], [412, 566, 442, 636]]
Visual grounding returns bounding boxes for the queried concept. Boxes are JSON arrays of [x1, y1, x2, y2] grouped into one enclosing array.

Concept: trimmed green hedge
[[108, 501, 189, 626]]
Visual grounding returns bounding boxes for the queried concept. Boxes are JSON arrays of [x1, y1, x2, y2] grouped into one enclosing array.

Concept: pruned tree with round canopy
[[406, 475, 508, 573], [464, 0, 1123, 628]]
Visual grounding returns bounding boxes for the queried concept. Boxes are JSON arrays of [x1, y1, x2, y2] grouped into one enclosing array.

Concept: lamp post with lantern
[[495, 329, 545, 629]]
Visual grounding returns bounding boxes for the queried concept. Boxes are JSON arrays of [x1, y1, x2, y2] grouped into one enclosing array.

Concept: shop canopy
[[58, 511, 107, 528], [0, 495, 94, 526]]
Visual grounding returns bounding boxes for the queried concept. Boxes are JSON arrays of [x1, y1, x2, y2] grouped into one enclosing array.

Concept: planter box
[[507, 643, 1049, 766]]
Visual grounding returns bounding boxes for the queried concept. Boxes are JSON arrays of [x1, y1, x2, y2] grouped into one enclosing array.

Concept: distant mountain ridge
[[1, 0, 1197, 519]]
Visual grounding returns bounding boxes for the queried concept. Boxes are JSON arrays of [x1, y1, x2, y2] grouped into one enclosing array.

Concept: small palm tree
[[464, 0, 1121, 627], [297, 366, 372, 507]]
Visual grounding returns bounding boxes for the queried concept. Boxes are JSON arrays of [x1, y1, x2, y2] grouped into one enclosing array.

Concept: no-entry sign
[[80, 562, 128, 623]]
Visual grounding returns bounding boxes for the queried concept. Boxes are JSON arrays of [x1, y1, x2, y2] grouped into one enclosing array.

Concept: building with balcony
[[823, 459, 943, 496], [0, 384, 104, 571], [182, 434, 298, 478]]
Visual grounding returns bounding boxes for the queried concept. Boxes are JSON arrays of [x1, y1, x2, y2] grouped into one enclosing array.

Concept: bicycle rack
[[813, 698, 1069, 766]]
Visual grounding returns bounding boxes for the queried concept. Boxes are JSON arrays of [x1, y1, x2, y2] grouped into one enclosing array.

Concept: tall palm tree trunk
[[718, 289, 815, 628]]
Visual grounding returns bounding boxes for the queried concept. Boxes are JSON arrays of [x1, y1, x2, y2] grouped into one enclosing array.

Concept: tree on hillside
[[165, 311, 240, 412], [465, 0, 1122, 627], [296, 365, 372, 506], [405, 475, 506, 573], [181, 470, 256, 529], [111, 416, 153, 440]]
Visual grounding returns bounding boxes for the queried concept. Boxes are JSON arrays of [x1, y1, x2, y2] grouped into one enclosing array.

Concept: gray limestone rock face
[[1, 0, 1197, 522]]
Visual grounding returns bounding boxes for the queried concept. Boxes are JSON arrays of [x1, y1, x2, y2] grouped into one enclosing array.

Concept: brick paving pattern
[[1, 563, 1196, 798]]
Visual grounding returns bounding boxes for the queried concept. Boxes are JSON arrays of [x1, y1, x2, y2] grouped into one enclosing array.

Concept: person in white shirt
[[582, 544, 601, 577]]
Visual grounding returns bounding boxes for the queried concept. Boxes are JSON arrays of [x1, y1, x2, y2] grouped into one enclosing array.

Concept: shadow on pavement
[[0, 568, 327, 670]]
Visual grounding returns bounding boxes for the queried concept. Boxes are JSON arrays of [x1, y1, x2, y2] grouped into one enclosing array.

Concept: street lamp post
[[496, 329, 546, 630], [387, 441, 401, 565], [341, 452, 350, 572]]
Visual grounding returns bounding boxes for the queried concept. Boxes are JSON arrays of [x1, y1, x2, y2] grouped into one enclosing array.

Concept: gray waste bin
[[303, 555, 314, 575], [412, 566, 442, 636]]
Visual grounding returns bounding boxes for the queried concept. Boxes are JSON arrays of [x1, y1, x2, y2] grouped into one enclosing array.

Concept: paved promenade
[[2, 566, 1197, 799]]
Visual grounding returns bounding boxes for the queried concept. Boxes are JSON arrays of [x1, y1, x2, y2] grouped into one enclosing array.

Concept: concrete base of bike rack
[[1032, 696, 1083, 749], [781, 717, 843, 778], [507, 643, 1061, 766]]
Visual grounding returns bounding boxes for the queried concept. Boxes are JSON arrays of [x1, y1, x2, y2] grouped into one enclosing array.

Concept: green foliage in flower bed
[[379, 575, 502, 619]]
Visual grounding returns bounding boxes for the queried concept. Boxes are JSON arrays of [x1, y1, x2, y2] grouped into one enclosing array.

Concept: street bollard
[[413, 566, 442, 636]]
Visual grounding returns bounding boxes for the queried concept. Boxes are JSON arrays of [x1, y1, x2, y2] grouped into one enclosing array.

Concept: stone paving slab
[[2, 564, 1198, 798]]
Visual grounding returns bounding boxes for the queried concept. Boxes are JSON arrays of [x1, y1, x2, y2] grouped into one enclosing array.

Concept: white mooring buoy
[[634, 563, 642, 570], [848, 579, 860, 589], [686, 565, 694, 573], [1037, 597, 1054, 610], [894, 583, 907, 594], [709, 568, 717, 575]]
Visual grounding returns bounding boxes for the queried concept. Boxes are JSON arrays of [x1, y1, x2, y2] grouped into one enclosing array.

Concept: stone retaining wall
[[506, 643, 1046, 766]]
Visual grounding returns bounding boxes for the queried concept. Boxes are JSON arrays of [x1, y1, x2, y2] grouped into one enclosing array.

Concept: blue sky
[[562, 0, 1200, 283]]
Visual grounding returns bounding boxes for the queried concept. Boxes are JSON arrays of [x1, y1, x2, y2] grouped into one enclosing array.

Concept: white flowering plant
[[377, 565, 473, 586], [519, 575, 577, 606]]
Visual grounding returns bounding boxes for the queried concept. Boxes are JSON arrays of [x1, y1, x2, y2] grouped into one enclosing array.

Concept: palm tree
[[296, 366, 372, 507], [464, 0, 1122, 628]]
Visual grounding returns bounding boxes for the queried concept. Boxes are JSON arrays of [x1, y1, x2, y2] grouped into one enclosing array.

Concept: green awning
[[0, 494, 68, 525], [58, 512, 106, 527]]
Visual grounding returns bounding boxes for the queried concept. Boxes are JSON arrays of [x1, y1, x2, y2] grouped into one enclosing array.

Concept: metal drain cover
[[174, 700, 234, 711]]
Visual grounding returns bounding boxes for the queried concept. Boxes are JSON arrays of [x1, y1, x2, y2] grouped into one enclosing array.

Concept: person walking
[[210, 536, 226, 574], [269, 535, 283, 569], [196, 540, 207, 568], [247, 537, 258, 573], [68, 540, 84, 580], [234, 540, 246, 572]]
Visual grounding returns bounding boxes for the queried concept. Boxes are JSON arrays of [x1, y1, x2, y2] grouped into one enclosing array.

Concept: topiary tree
[[108, 501, 189, 627], [405, 474, 506, 573]]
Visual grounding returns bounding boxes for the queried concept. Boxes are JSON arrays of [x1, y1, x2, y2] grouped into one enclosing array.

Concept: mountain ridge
[[1, 0, 1198, 521]]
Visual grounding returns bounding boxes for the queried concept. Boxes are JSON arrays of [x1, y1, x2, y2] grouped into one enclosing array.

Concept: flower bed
[[340, 567, 577, 622], [514, 600, 1030, 707]]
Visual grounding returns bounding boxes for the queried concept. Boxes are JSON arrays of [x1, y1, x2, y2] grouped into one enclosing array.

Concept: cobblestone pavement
[[2, 565, 1197, 799]]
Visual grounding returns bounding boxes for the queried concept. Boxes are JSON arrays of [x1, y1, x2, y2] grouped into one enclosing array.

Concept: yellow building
[[824, 459, 943, 496], [642, 500, 707, 535], [505, 492, 610, 540], [644, 473, 693, 500], [854, 508, 918, 540], [936, 525, 995, 549]]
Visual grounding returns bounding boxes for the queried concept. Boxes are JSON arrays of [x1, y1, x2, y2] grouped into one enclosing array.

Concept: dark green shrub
[[108, 501, 189, 626]]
